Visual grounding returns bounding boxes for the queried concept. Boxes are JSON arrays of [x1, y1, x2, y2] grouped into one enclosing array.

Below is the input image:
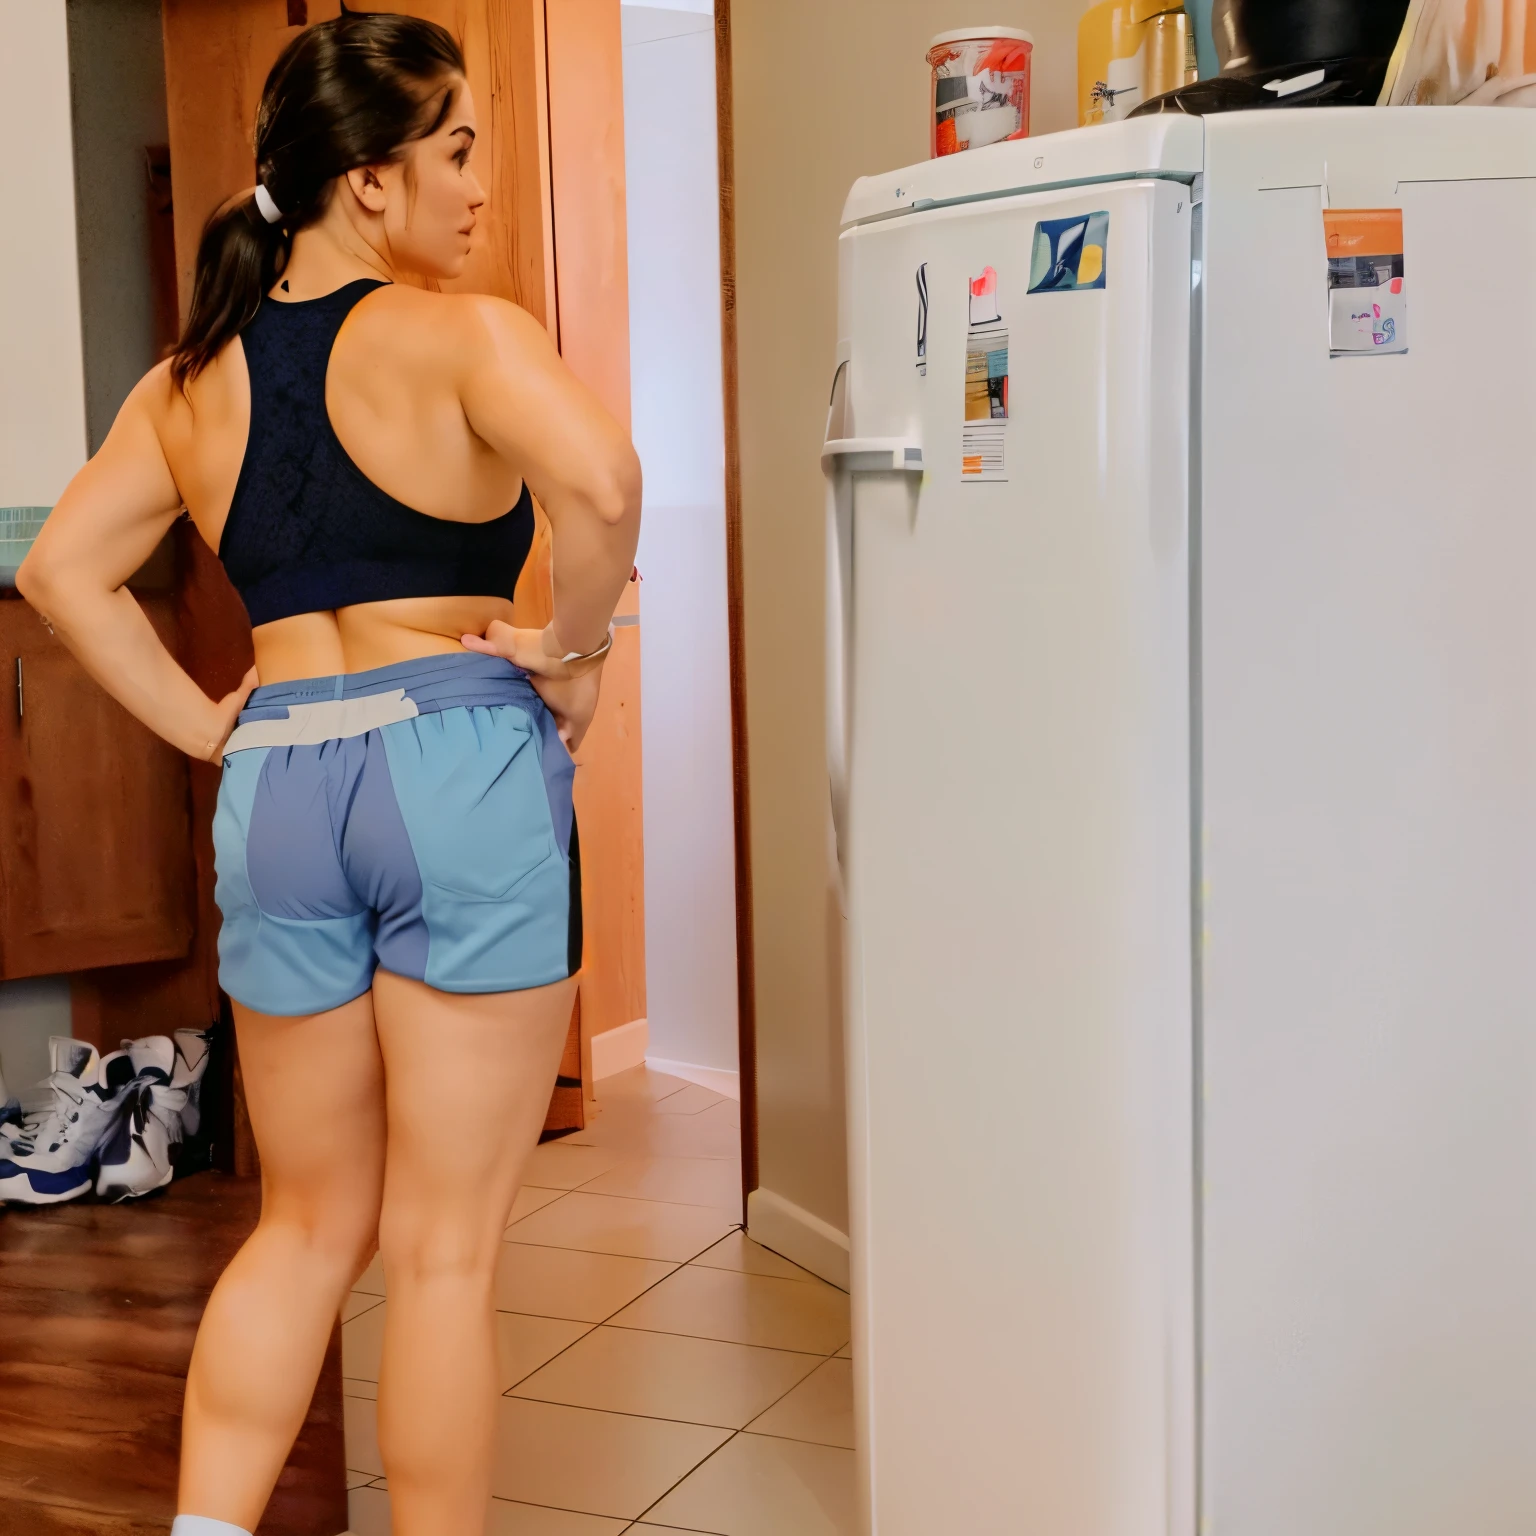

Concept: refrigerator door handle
[[821, 438, 926, 472], [821, 360, 923, 883], [825, 459, 854, 881]]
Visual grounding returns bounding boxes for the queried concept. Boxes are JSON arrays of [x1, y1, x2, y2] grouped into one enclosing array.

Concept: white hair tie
[[253, 184, 283, 224]]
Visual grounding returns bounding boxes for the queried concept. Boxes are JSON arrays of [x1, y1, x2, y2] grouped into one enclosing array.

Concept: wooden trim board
[[714, 0, 760, 1212]]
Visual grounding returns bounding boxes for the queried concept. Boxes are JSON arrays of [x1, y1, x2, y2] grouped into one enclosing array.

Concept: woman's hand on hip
[[461, 619, 604, 681], [461, 620, 606, 752], [203, 667, 261, 762], [530, 669, 603, 755]]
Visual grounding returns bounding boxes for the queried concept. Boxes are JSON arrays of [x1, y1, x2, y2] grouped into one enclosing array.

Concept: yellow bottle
[[1079, 1, 1196, 124]]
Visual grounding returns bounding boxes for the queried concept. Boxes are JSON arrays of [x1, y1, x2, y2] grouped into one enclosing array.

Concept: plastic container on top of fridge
[[928, 27, 1034, 157]]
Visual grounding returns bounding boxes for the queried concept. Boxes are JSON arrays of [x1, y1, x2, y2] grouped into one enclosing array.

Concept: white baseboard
[[645, 1056, 740, 1100], [590, 1017, 648, 1081], [746, 1186, 850, 1291]]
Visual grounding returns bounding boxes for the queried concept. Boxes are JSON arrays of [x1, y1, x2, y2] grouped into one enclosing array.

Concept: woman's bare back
[[151, 284, 532, 681]]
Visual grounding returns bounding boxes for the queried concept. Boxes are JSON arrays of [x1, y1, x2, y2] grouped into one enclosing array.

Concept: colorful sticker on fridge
[[1027, 211, 1109, 293], [962, 267, 1008, 482], [1325, 208, 1406, 356]]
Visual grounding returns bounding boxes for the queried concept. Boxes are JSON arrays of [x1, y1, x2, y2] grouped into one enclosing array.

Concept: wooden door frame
[[713, 0, 758, 1203]]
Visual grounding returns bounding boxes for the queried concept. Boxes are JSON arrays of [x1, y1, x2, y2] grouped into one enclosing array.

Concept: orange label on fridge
[[1323, 208, 1403, 259], [1325, 208, 1407, 356]]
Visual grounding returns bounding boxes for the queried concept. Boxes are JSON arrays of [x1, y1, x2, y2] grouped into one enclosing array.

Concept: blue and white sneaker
[[0, 1054, 18, 1132], [0, 1037, 100, 1157], [0, 1038, 135, 1205], [171, 1027, 213, 1139], [95, 1036, 187, 1202]]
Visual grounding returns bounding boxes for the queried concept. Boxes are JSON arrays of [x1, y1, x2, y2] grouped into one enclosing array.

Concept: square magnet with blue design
[[1028, 211, 1109, 293]]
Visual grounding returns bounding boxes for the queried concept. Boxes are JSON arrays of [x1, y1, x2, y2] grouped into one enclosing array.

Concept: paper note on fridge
[[963, 267, 1008, 482], [1325, 207, 1407, 356]]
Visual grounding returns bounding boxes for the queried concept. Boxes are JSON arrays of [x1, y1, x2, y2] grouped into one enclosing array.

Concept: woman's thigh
[[233, 992, 387, 1245], [371, 970, 577, 1269]]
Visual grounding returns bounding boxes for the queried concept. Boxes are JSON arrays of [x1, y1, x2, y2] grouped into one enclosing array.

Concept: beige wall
[[731, 0, 1093, 1279]]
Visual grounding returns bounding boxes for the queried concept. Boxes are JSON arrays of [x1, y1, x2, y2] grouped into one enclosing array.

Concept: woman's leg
[[178, 995, 387, 1527], [371, 969, 577, 1536]]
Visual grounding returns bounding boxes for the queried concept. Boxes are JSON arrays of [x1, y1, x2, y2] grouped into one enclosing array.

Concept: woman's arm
[[454, 296, 642, 657], [16, 368, 256, 761]]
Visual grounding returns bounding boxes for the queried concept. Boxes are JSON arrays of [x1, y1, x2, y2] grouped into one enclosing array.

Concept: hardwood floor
[[0, 1173, 345, 1536]]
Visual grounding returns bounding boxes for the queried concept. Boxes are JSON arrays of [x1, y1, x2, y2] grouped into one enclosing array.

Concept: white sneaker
[[0, 1053, 16, 1132], [171, 1028, 213, 1139], [0, 1037, 100, 1154], [0, 1038, 134, 1205], [96, 1036, 186, 1202]]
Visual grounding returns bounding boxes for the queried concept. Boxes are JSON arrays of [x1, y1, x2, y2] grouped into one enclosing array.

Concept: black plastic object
[[1132, 77, 1271, 116], [1211, 0, 1410, 78], [1132, 54, 1396, 116]]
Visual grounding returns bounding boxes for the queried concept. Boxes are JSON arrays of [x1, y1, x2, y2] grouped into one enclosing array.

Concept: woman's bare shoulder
[[136, 342, 249, 443], [353, 285, 552, 371]]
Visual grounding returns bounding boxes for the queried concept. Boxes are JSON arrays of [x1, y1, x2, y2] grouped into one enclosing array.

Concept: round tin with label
[[928, 27, 1034, 157]]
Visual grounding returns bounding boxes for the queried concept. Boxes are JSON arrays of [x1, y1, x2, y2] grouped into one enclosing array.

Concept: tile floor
[[341, 1066, 857, 1535]]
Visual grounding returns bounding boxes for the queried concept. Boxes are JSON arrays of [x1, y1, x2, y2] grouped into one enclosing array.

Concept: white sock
[[171, 1518, 252, 1536]]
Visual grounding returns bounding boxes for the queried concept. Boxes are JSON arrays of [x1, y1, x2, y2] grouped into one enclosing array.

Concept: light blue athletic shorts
[[212, 653, 580, 1017]]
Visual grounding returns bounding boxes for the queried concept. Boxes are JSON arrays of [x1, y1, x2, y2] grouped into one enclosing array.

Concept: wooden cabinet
[[0, 595, 194, 979]]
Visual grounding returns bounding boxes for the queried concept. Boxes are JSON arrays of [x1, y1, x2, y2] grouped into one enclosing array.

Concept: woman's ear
[[343, 164, 389, 214]]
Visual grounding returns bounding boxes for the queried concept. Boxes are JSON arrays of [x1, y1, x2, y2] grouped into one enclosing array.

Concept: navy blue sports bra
[[220, 279, 534, 627]]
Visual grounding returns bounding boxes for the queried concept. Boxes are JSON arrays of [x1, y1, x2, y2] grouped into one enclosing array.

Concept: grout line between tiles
[[495, 1224, 765, 1392], [735, 1423, 856, 1452], [492, 1301, 650, 1324], [560, 1138, 741, 1162], [496, 1319, 600, 1393], [620, 1524, 727, 1535], [508, 1186, 743, 1221], [498, 1391, 753, 1433], [601, 1318, 846, 1355], [686, 1255, 826, 1286], [497, 1223, 745, 1265], [736, 1349, 846, 1438], [363, 1481, 647, 1527], [496, 1239, 727, 1264], [631, 1428, 743, 1528], [495, 1243, 707, 1391]]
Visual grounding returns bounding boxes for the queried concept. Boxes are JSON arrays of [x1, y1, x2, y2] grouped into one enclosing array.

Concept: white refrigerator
[[828, 109, 1536, 1536]]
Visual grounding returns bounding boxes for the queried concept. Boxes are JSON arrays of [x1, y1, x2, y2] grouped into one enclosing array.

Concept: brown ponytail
[[170, 12, 465, 387]]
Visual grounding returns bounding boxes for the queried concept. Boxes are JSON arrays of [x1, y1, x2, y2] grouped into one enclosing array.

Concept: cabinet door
[[0, 597, 194, 978]]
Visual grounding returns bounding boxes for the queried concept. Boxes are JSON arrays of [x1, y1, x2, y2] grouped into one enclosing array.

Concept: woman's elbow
[[13, 550, 55, 611]]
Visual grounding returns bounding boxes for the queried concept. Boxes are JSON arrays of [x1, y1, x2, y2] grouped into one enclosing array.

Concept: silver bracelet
[[558, 627, 615, 665]]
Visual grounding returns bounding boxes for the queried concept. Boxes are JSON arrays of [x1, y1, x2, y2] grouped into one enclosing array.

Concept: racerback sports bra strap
[[219, 279, 534, 628]]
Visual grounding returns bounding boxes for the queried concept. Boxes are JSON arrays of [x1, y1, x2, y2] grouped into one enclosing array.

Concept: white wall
[[622, 6, 740, 1076]]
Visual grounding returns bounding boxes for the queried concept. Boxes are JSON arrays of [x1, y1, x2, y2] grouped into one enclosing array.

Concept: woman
[[17, 15, 639, 1536]]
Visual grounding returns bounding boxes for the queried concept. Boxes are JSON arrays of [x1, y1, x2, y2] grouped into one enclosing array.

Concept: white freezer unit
[[831, 110, 1536, 1536]]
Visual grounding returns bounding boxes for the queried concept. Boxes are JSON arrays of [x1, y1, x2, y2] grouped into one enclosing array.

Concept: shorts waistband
[[226, 653, 539, 754]]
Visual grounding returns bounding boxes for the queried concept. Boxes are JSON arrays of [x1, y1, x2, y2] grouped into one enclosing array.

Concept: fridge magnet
[[1325, 208, 1407, 356], [1027, 211, 1110, 293], [962, 266, 1008, 482]]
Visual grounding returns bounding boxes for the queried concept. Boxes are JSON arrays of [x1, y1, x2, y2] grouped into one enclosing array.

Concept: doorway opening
[[615, 1, 743, 1109]]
